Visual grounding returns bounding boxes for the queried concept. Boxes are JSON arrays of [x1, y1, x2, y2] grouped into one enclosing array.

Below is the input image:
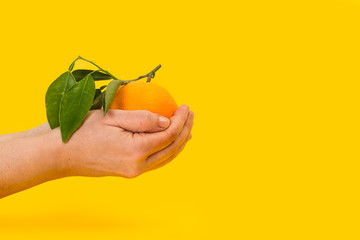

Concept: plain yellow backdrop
[[0, 0, 359, 239]]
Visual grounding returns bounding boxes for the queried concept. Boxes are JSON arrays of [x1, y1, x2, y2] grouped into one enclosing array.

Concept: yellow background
[[0, 0, 359, 239]]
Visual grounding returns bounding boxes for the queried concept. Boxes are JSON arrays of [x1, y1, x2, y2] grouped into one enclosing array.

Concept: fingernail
[[159, 116, 170, 128]]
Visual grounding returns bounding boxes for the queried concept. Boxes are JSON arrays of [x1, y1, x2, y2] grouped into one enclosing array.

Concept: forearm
[[0, 122, 51, 142], [0, 131, 65, 198]]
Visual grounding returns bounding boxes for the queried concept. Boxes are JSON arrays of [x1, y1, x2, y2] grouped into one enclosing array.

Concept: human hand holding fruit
[[45, 56, 193, 177], [55, 105, 193, 178], [0, 57, 194, 198]]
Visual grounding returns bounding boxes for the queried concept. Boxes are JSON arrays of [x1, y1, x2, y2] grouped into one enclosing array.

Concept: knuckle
[[145, 111, 157, 125], [128, 147, 147, 161], [124, 171, 140, 179], [140, 110, 152, 120], [166, 128, 178, 141], [144, 110, 153, 119], [138, 110, 153, 129], [130, 149, 147, 163], [113, 147, 146, 179], [124, 163, 142, 179], [169, 147, 178, 156]]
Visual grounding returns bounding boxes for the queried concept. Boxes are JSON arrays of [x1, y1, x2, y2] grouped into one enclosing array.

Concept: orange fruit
[[110, 81, 177, 118]]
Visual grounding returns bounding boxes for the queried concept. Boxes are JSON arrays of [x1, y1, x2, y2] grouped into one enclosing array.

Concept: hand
[[55, 105, 194, 178], [0, 105, 193, 198]]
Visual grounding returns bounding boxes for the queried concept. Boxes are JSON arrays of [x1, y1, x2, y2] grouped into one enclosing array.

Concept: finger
[[148, 133, 192, 171], [146, 133, 192, 172], [145, 110, 194, 168], [140, 105, 190, 154], [104, 109, 170, 133]]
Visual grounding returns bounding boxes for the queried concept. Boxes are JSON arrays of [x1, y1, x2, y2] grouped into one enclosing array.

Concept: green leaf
[[45, 71, 76, 129], [104, 80, 124, 114], [59, 74, 95, 143], [94, 88, 102, 100], [102, 90, 106, 114], [90, 92, 104, 110], [72, 69, 113, 82]]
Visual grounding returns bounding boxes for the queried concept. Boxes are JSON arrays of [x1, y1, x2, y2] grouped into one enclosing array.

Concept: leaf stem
[[77, 56, 119, 80], [123, 64, 162, 83], [68, 56, 81, 71], [70, 56, 162, 84]]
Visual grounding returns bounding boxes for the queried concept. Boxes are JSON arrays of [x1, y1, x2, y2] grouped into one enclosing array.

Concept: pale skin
[[0, 105, 194, 199]]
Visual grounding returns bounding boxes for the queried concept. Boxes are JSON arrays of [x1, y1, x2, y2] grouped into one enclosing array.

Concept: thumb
[[104, 110, 170, 133]]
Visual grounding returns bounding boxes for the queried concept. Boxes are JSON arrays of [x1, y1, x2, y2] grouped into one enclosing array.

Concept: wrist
[[45, 128, 72, 178]]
